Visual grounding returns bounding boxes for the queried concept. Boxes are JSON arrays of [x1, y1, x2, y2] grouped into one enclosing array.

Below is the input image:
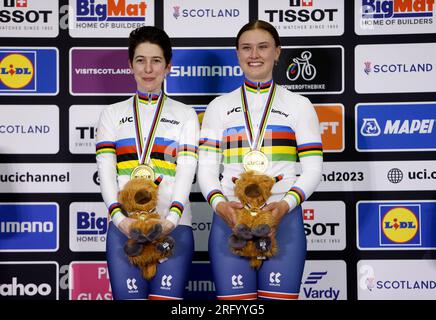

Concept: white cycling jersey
[[198, 79, 323, 211], [96, 91, 199, 227]]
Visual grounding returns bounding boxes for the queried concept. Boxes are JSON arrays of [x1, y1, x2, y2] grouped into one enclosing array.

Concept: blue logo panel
[[165, 48, 244, 95], [0, 203, 58, 251], [0, 48, 58, 95], [357, 201, 436, 249], [356, 103, 436, 151]]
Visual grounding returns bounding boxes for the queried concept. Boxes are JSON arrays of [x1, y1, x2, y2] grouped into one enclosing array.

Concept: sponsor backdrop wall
[[0, 0, 435, 300]]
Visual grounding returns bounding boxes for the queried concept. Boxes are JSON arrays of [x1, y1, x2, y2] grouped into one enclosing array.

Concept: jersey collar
[[244, 78, 273, 94]]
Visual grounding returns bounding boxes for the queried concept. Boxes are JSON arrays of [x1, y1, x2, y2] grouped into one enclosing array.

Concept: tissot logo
[[0, 0, 52, 23]]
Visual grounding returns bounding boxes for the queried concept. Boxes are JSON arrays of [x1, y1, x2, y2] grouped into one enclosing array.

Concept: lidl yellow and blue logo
[[381, 206, 419, 244], [0, 52, 35, 90], [0, 48, 58, 95], [357, 201, 436, 249]]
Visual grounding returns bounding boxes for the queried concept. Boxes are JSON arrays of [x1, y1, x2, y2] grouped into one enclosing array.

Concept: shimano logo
[[0, 221, 53, 233], [271, 109, 289, 118], [161, 118, 180, 125], [0, 277, 51, 297], [170, 65, 243, 77]]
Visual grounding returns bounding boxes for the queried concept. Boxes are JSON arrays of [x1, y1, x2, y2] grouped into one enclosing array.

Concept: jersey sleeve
[[282, 97, 323, 211], [197, 98, 227, 211], [166, 107, 200, 226], [95, 107, 125, 226]]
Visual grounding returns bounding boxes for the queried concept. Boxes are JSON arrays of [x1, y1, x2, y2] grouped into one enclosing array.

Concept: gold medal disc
[[130, 164, 155, 180], [242, 150, 269, 173]]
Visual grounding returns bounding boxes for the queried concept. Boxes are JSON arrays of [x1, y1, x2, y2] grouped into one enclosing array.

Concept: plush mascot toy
[[228, 171, 282, 269], [118, 177, 175, 280]]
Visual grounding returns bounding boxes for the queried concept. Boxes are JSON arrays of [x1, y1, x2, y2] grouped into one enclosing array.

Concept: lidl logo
[[381, 206, 418, 243], [0, 48, 58, 95], [356, 201, 436, 249], [0, 52, 35, 90]]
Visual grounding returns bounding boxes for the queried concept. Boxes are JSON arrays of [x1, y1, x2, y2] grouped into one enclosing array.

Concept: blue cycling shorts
[[106, 222, 194, 300], [208, 206, 306, 300]]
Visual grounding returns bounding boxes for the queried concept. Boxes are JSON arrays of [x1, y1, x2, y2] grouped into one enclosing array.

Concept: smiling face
[[129, 42, 171, 94], [236, 28, 281, 83]]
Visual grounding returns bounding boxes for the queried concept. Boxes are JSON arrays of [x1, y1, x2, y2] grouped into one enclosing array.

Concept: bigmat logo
[[0, 261, 59, 300], [274, 46, 344, 94], [184, 261, 215, 300], [165, 47, 244, 96], [163, 0, 248, 38], [356, 102, 436, 151], [357, 200, 436, 250], [259, 0, 344, 37], [358, 260, 436, 300], [69, 105, 105, 154], [355, 0, 436, 35], [0, 203, 58, 252], [0, 0, 59, 38], [70, 47, 136, 95], [69, 202, 108, 252], [315, 104, 344, 152], [0, 47, 58, 95], [69, 0, 154, 38], [355, 43, 436, 93], [69, 261, 112, 300], [300, 260, 347, 300]]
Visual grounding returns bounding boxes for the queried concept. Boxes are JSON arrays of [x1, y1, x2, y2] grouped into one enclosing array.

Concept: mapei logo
[[381, 205, 420, 244], [75, 0, 148, 22], [0, 52, 35, 90], [356, 103, 436, 151], [361, 0, 435, 19]]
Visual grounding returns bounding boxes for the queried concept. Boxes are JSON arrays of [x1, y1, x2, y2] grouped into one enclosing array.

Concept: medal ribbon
[[240, 82, 276, 151], [132, 92, 165, 165]]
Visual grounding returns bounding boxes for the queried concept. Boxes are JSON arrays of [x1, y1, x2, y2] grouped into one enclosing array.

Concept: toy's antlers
[[154, 175, 163, 186], [274, 174, 283, 182]]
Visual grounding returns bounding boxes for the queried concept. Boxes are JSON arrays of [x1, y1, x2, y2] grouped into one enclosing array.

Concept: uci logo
[[0, 53, 34, 89]]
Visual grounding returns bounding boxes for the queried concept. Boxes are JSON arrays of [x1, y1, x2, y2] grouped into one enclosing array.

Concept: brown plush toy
[[118, 177, 175, 280], [229, 171, 282, 269]]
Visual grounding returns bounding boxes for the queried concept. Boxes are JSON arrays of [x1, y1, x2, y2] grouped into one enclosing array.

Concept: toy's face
[[134, 184, 157, 212]]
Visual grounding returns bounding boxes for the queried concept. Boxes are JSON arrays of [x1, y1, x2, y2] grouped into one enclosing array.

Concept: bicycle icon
[[286, 51, 316, 81]]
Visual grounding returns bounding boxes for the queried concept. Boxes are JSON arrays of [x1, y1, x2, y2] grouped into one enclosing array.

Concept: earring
[[274, 60, 278, 66]]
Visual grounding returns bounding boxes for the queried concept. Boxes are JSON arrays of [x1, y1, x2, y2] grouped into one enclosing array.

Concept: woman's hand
[[117, 216, 137, 238], [160, 219, 176, 237], [263, 200, 290, 236], [215, 201, 244, 229]]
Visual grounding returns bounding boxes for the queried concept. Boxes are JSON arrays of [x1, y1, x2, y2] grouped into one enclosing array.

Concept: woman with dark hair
[[198, 20, 323, 300], [96, 26, 199, 300]]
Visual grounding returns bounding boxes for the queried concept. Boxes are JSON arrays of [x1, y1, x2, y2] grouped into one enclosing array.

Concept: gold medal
[[130, 164, 155, 180], [243, 150, 269, 173]]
